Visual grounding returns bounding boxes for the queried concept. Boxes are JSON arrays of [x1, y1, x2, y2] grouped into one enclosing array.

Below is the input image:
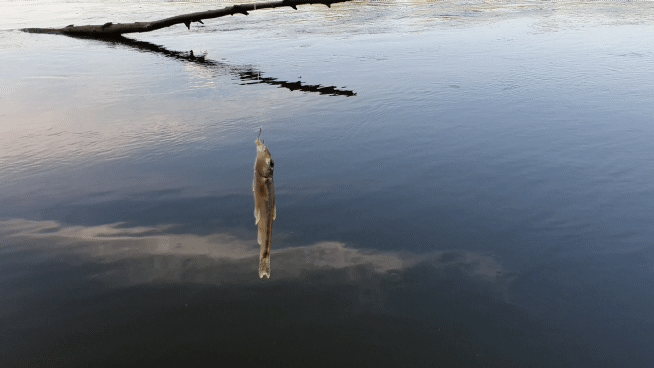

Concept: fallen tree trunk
[[23, 0, 351, 37]]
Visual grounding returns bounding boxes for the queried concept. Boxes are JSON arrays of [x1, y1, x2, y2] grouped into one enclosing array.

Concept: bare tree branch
[[23, 0, 352, 37]]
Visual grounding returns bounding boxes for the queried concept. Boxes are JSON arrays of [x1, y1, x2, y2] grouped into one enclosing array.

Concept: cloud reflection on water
[[3, 220, 621, 368], [1, 218, 506, 288]]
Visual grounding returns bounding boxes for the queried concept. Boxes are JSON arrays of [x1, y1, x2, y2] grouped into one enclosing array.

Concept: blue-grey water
[[1, 1, 654, 367]]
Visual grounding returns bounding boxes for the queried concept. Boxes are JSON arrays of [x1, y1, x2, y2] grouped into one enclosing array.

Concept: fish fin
[[259, 253, 270, 279], [273, 204, 276, 221], [254, 208, 260, 225]]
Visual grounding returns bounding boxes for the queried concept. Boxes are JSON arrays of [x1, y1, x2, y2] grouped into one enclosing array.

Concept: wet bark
[[22, 0, 351, 37]]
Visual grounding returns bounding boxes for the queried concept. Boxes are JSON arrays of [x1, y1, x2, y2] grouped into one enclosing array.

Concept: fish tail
[[259, 253, 271, 279]]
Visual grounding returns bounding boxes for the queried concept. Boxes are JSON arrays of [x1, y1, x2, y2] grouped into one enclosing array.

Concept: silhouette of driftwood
[[23, 0, 351, 36], [69, 34, 356, 96]]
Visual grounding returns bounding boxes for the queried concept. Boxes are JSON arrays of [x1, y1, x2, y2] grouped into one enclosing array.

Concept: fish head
[[256, 141, 274, 178]]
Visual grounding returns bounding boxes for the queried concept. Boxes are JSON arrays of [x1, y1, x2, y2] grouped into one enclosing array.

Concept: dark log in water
[[22, 0, 351, 37]]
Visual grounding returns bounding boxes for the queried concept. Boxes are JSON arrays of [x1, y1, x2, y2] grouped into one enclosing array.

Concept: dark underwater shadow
[[2, 219, 651, 368], [67, 34, 356, 97], [0, 254, 558, 368]]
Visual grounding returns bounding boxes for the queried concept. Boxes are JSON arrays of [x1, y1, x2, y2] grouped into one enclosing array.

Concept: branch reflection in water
[[68, 34, 357, 97]]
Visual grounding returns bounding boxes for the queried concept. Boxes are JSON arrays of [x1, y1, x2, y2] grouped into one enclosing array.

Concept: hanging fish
[[253, 128, 276, 279]]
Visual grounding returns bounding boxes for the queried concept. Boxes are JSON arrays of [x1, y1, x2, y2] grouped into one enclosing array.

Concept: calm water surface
[[1, 1, 654, 367]]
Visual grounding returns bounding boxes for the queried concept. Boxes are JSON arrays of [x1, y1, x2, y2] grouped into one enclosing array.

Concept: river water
[[1, 1, 653, 367]]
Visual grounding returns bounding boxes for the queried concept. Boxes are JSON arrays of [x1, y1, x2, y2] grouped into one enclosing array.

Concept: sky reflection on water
[[1, 219, 514, 367]]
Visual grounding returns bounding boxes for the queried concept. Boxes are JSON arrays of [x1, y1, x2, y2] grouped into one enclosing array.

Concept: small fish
[[253, 128, 276, 279]]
